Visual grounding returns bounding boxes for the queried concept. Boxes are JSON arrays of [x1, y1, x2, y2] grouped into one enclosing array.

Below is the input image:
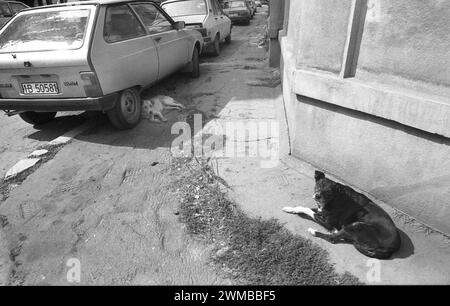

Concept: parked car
[[0, 1, 28, 28], [245, 0, 256, 18], [161, 0, 231, 56], [0, 0, 203, 129], [222, 0, 250, 25]]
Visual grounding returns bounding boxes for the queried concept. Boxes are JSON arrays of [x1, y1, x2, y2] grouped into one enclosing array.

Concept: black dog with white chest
[[283, 171, 401, 259]]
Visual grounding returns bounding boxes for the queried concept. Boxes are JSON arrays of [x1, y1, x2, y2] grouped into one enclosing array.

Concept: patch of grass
[[172, 157, 361, 285]]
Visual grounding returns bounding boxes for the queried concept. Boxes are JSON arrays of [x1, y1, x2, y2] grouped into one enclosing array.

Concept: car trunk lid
[[0, 51, 92, 99], [171, 14, 207, 26], [0, 5, 97, 99]]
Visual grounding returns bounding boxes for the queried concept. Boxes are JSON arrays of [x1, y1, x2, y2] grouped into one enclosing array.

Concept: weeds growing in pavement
[[172, 157, 361, 285]]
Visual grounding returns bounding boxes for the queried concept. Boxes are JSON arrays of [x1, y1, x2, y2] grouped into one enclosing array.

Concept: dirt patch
[[0, 143, 65, 203], [247, 70, 281, 88], [172, 157, 361, 285], [244, 57, 266, 62]]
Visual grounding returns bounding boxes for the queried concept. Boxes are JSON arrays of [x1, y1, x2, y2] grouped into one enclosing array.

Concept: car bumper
[[0, 93, 118, 112], [228, 15, 250, 22], [203, 36, 213, 47]]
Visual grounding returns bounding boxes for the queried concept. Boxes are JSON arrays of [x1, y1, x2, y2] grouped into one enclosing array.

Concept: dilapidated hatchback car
[[161, 0, 232, 56], [0, 0, 203, 129], [222, 0, 251, 24]]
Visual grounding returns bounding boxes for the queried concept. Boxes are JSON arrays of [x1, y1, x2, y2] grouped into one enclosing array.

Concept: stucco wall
[[296, 0, 352, 73], [358, 0, 450, 86], [290, 95, 450, 234], [279, 0, 450, 234]]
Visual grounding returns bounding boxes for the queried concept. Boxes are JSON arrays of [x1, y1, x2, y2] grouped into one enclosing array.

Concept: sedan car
[[0, 0, 203, 129], [0, 1, 28, 28], [161, 0, 231, 56], [245, 0, 256, 18], [222, 0, 250, 25]]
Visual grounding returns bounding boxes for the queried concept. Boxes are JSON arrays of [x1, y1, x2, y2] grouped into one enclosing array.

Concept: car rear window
[[162, 0, 207, 17], [0, 2, 12, 17], [9, 2, 28, 14], [0, 9, 90, 53], [223, 1, 246, 8]]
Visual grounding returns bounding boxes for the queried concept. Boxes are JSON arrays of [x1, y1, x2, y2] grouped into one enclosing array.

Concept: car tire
[[191, 47, 200, 78], [211, 34, 220, 57], [19, 111, 57, 125], [225, 32, 231, 44], [107, 87, 141, 130]]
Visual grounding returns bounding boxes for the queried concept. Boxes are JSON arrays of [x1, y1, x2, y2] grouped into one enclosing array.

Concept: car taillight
[[80, 71, 102, 97]]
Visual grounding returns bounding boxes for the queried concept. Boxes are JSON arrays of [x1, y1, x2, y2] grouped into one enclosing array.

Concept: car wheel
[[107, 88, 141, 130], [211, 34, 220, 57], [225, 32, 231, 44], [19, 111, 57, 125], [191, 47, 200, 78]]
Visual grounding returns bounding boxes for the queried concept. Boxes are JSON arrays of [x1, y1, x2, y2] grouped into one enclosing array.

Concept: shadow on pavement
[[389, 229, 415, 260], [26, 112, 94, 142]]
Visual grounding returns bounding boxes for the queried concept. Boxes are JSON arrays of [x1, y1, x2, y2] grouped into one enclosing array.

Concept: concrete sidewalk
[[203, 70, 450, 284]]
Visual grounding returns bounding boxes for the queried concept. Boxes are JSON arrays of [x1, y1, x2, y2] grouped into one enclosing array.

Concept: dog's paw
[[282, 207, 296, 214], [307, 228, 317, 236]]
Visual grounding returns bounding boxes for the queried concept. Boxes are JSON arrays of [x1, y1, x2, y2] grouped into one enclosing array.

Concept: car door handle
[[154, 37, 162, 43]]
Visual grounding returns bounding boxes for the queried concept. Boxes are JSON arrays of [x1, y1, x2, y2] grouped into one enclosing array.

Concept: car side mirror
[[173, 21, 185, 30]]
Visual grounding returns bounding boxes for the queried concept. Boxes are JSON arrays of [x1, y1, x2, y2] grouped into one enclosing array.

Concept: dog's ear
[[314, 171, 325, 181]]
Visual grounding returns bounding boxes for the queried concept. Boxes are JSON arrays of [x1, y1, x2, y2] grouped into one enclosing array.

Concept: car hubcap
[[121, 90, 138, 122]]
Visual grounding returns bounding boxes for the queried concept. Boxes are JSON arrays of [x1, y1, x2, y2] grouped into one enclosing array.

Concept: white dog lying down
[[142, 95, 185, 122]]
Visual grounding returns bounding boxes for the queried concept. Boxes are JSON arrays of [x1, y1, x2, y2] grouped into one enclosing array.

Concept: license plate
[[21, 82, 59, 95]]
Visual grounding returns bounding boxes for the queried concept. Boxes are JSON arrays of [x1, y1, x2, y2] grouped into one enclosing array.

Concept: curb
[[3, 119, 98, 181]]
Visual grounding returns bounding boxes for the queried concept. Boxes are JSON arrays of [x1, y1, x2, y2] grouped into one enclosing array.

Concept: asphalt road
[[0, 7, 270, 285]]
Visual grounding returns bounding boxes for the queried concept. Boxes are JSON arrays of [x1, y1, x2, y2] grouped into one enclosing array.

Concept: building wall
[[278, 0, 450, 234], [358, 0, 450, 86], [295, 0, 351, 73]]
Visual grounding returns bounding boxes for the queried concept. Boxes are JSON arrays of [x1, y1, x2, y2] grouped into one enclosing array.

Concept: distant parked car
[[162, 0, 232, 56], [0, 0, 203, 129], [0, 1, 28, 28], [245, 0, 256, 18], [222, 0, 250, 25]]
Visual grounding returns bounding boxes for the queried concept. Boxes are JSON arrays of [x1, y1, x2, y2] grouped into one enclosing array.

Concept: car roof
[[19, 0, 158, 9], [162, 0, 202, 3], [64, 0, 155, 5]]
